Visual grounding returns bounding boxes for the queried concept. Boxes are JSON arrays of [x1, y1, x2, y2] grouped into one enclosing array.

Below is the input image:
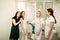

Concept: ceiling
[[16, 0, 53, 2], [16, 0, 60, 4]]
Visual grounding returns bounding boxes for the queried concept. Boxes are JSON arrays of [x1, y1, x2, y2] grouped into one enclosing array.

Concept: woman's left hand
[[46, 34, 50, 40], [37, 31, 40, 36], [26, 20, 30, 24]]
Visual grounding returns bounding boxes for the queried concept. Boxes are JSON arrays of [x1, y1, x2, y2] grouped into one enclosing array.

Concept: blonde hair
[[37, 11, 41, 17]]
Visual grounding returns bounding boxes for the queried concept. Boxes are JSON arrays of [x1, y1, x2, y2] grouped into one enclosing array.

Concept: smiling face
[[36, 11, 41, 18], [22, 11, 25, 17], [17, 12, 20, 18], [45, 10, 50, 16]]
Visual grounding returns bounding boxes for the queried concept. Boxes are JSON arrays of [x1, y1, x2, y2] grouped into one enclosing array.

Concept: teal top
[[10, 17, 20, 39]]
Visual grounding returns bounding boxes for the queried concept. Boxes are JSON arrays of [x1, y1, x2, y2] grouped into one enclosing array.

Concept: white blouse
[[32, 18, 44, 33], [20, 18, 27, 33], [45, 16, 55, 35]]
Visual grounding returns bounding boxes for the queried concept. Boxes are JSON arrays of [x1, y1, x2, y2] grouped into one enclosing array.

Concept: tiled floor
[[41, 32, 60, 40], [19, 31, 60, 40]]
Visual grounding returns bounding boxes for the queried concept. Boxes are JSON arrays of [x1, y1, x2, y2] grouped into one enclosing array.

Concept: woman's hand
[[24, 31, 26, 35], [37, 31, 40, 36], [26, 20, 30, 24], [12, 19, 21, 26], [45, 34, 50, 40]]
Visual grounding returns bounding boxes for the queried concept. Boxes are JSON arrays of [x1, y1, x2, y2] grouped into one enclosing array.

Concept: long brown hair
[[20, 11, 25, 20], [12, 11, 20, 20], [47, 8, 57, 23]]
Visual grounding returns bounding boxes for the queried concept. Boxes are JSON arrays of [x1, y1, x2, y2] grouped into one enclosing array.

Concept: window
[[17, 2, 25, 11]]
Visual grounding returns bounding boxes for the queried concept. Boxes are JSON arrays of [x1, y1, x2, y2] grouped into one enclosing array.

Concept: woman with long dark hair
[[20, 11, 27, 40], [10, 11, 21, 40], [45, 8, 57, 40]]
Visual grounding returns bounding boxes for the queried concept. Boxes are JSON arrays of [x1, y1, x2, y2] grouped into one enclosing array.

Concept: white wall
[[53, 3, 60, 38], [53, 3, 60, 27], [0, 0, 17, 40], [0, 0, 60, 40], [17, 0, 53, 2]]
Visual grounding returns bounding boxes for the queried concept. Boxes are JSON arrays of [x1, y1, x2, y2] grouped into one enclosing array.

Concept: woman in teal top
[[10, 11, 21, 40]]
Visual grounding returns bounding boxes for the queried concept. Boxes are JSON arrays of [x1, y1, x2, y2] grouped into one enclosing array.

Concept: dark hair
[[20, 11, 25, 20], [12, 11, 20, 20], [47, 8, 57, 23]]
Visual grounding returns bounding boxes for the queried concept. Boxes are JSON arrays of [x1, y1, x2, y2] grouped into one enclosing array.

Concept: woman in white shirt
[[45, 8, 57, 40], [28, 11, 44, 40], [20, 11, 27, 40]]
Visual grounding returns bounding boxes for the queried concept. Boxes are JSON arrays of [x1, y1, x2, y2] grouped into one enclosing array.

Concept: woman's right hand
[[45, 35, 49, 40], [24, 31, 26, 35], [26, 20, 30, 24], [37, 31, 40, 36]]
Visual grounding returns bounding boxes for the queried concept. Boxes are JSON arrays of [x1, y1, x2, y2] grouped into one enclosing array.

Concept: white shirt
[[20, 18, 27, 33], [45, 16, 55, 35], [23, 19, 27, 29], [32, 18, 44, 33]]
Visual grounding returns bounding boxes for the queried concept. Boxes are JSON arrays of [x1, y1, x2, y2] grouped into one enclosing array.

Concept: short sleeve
[[50, 16, 55, 23], [12, 17, 15, 19]]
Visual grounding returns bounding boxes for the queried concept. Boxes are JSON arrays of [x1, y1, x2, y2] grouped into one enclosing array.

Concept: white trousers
[[45, 27, 54, 40], [35, 31, 42, 40]]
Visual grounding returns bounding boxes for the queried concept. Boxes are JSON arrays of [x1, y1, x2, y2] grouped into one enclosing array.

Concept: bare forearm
[[14, 21, 20, 26], [21, 22, 26, 33], [48, 26, 53, 37], [39, 24, 43, 32], [12, 19, 21, 26], [21, 26, 25, 32], [48, 23, 54, 37]]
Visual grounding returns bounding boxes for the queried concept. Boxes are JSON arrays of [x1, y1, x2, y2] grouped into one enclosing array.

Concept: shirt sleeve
[[50, 16, 55, 23]]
